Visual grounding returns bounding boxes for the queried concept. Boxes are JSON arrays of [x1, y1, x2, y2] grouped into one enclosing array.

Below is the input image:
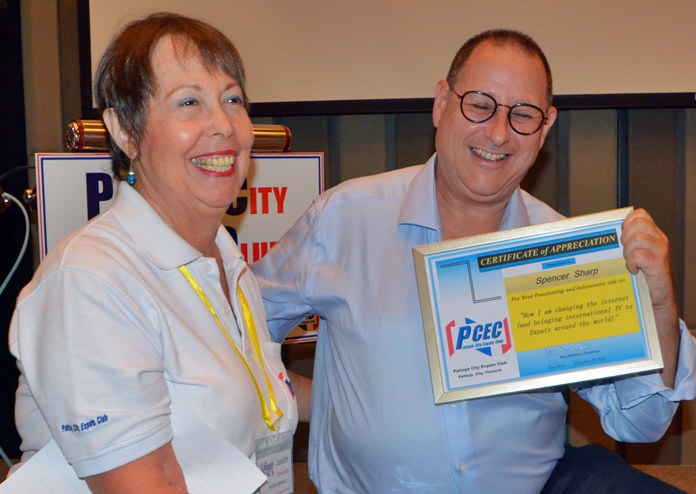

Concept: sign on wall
[[35, 152, 324, 342]]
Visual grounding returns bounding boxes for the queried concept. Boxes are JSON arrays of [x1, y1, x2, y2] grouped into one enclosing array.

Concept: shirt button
[[457, 462, 467, 473], [202, 262, 213, 273]]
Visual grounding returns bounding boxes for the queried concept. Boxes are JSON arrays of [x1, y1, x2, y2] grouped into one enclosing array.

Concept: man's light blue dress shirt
[[252, 155, 696, 493]]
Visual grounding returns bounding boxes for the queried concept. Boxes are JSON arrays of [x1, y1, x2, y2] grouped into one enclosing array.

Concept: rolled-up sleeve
[[577, 321, 696, 442]]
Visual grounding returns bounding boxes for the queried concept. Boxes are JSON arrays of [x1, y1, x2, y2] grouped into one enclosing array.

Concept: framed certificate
[[413, 207, 663, 403]]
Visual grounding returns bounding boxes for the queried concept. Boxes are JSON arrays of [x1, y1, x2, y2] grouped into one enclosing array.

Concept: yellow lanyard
[[179, 264, 283, 431]]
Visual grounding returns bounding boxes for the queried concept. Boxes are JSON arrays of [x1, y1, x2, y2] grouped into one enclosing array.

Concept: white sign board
[[35, 152, 323, 342]]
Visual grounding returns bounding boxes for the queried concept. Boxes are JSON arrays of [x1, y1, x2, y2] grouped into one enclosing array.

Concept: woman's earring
[[126, 159, 137, 185]]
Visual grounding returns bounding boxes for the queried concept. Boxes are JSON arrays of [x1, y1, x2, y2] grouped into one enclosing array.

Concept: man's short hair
[[446, 29, 553, 106]]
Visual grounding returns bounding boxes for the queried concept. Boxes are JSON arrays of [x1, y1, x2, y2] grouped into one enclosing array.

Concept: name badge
[[255, 430, 294, 494]]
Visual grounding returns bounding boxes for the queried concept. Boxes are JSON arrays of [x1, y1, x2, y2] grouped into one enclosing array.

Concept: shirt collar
[[398, 154, 440, 233], [397, 153, 532, 236], [109, 183, 207, 270], [498, 188, 532, 231]]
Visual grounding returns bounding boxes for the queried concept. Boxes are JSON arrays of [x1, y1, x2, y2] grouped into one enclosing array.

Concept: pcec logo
[[260, 460, 274, 478], [445, 317, 512, 357]]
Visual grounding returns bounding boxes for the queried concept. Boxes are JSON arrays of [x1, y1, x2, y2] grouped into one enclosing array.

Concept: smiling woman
[[8, 12, 304, 494], [101, 33, 254, 253]]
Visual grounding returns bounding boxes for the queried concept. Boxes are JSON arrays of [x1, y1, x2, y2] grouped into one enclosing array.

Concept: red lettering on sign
[[248, 187, 288, 215], [238, 241, 278, 264], [274, 187, 287, 213]]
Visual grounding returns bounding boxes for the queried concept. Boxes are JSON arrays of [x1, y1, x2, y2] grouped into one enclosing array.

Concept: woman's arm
[[85, 442, 186, 494]]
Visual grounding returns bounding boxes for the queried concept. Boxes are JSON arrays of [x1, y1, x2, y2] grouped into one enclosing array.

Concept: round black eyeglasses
[[451, 89, 548, 136]]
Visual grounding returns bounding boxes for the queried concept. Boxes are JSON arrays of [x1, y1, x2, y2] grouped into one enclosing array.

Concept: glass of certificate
[[413, 208, 662, 403]]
